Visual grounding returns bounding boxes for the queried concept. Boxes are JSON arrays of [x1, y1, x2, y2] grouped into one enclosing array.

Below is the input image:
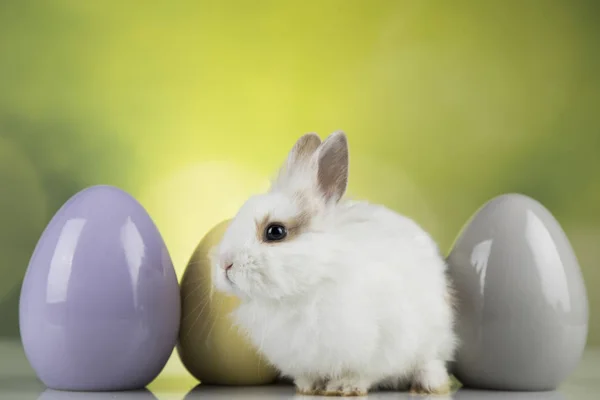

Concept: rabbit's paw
[[320, 376, 369, 397], [410, 360, 451, 396], [295, 375, 327, 395]]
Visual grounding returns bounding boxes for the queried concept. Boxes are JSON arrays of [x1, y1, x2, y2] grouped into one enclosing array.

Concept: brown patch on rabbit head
[[255, 191, 315, 244]]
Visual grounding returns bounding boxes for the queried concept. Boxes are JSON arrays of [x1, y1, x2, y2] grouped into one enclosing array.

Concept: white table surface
[[1, 340, 598, 400]]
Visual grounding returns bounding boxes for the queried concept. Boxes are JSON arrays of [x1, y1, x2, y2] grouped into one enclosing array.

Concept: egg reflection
[[453, 388, 566, 400], [37, 388, 157, 400]]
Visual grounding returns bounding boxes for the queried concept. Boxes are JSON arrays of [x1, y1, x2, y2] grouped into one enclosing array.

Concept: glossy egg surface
[[19, 185, 180, 391], [447, 193, 588, 391]]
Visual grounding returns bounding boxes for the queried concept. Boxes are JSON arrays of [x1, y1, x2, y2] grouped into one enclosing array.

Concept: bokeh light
[[139, 161, 270, 278]]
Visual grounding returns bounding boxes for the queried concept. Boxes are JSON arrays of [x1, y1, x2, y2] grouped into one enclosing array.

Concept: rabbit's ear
[[314, 131, 348, 204], [273, 133, 321, 188], [285, 133, 322, 171]]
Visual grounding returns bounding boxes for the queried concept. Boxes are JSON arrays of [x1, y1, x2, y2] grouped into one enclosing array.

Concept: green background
[[1, 0, 598, 390]]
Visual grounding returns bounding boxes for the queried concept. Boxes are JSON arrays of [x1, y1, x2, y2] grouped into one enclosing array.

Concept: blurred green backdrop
[[1, 0, 599, 390]]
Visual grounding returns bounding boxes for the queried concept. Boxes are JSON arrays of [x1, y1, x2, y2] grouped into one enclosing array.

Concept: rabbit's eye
[[265, 223, 287, 242]]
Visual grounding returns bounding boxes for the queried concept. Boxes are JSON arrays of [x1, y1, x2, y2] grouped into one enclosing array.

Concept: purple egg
[[19, 185, 180, 391]]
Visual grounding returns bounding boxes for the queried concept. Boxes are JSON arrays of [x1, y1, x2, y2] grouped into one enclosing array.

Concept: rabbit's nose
[[220, 255, 234, 271]]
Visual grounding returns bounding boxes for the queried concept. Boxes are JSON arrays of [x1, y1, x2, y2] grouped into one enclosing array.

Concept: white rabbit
[[211, 132, 457, 396]]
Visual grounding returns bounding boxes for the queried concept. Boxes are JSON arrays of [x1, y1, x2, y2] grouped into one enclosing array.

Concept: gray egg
[[446, 193, 588, 391]]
